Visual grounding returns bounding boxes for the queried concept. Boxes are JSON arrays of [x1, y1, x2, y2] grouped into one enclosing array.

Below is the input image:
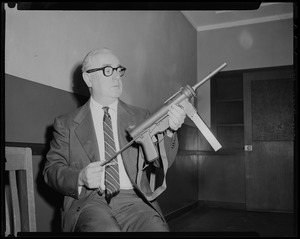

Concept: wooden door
[[243, 67, 294, 212]]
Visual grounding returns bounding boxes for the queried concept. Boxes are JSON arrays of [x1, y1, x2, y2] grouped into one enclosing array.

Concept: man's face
[[84, 52, 123, 103]]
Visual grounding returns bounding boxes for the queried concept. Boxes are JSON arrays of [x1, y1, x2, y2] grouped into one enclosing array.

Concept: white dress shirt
[[90, 97, 133, 190]]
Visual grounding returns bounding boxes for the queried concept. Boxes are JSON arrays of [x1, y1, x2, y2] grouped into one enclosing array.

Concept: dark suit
[[43, 99, 178, 232]]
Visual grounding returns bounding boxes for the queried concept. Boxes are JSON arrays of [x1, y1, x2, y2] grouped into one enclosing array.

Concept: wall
[[5, 9, 197, 111], [197, 18, 293, 126], [5, 7, 198, 232], [196, 18, 294, 205]]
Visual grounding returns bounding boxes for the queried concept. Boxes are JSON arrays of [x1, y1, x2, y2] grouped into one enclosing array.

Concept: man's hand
[[168, 104, 186, 132], [78, 161, 104, 189]]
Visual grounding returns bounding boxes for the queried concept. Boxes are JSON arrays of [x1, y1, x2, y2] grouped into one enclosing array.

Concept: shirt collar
[[90, 97, 118, 112]]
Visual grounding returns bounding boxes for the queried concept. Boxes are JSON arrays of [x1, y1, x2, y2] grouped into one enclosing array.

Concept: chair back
[[5, 146, 37, 236]]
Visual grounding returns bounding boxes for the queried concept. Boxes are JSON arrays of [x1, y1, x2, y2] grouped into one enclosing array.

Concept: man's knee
[[147, 215, 169, 231], [127, 213, 169, 232], [75, 220, 121, 232], [74, 204, 121, 232]]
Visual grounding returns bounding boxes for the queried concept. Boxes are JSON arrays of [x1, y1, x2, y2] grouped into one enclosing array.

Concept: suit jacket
[[43, 99, 179, 232]]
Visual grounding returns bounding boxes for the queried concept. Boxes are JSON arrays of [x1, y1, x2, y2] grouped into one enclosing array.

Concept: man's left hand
[[168, 104, 186, 131]]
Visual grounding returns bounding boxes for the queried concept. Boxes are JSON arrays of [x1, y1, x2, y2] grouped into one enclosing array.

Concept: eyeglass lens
[[104, 66, 125, 77]]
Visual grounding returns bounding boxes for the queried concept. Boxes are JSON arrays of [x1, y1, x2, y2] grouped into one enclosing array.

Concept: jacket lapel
[[74, 100, 100, 163], [73, 99, 138, 172], [117, 100, 139, 181]]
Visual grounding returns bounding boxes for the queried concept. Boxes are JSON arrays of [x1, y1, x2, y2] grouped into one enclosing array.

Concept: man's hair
[[81, 48, 112, 73]]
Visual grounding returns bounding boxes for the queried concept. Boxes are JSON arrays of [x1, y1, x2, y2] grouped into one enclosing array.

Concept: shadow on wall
[[36, 125, 63, 232], [72, 63, 90, 106]]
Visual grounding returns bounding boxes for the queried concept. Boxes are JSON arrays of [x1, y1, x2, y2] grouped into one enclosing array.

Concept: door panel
[[245, 141, 294, 211], [243, 67, 294, 212], [251, 78, 294, 141]]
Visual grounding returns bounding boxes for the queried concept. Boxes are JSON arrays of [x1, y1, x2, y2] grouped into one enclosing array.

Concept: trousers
[[74, 189, 169, 232]]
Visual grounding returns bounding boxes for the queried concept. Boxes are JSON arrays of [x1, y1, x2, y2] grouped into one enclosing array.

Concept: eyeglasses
[[86, 66, 126, 77]]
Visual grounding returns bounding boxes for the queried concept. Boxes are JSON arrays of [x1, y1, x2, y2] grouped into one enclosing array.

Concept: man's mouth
[[112, 85, 120, 90]]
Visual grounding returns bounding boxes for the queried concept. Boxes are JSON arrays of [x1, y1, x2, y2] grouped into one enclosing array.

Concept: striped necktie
[[103, 106, 120, 203]]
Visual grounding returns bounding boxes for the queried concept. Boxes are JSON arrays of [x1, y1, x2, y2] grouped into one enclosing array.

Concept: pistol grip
[[135, 131, 159, 162]]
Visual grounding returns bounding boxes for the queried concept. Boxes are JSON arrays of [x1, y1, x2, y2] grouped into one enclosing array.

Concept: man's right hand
[[78, 161, 104, 189]]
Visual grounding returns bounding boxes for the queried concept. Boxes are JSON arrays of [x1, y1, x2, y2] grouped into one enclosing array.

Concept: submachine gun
[[100, 63, 227, 166]]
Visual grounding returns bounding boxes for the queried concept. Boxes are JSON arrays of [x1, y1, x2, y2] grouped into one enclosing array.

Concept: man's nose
[[112, 70, 121, 80]]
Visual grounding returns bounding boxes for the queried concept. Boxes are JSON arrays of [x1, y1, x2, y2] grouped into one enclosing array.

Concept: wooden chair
[[5, 147, 37, 236]]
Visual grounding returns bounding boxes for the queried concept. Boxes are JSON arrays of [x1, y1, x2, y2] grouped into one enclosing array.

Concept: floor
[[167, 205, 297, 237]]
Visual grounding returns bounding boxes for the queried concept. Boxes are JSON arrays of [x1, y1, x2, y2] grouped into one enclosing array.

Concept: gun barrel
[[192, 63, 227, 91]]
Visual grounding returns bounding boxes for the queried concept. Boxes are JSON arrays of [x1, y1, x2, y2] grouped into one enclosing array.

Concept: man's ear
[[82, 72, 92, 88]]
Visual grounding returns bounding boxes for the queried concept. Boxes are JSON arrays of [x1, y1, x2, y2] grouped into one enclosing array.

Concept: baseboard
[[165, 201, 199, 222], [198, 200, 246, 210], [164, 200, 246, 222]]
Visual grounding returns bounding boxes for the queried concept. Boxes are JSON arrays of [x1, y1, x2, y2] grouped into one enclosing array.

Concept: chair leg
[[9, 171, 21, 236], [5, 188, 11, 236]]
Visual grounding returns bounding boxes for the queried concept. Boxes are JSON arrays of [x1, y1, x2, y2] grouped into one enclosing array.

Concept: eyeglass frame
[[85, 65, 126, 77]]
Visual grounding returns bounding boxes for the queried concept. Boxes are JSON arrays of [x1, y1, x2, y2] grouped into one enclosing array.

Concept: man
[[43, 48, 186, 232]]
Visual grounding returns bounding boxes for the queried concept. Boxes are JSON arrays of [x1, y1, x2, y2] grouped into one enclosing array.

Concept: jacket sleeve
[[43, 117, 81, 199]]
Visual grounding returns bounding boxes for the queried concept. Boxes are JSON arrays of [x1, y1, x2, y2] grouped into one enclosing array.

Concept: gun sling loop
[[137, 133, 168, 201]]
